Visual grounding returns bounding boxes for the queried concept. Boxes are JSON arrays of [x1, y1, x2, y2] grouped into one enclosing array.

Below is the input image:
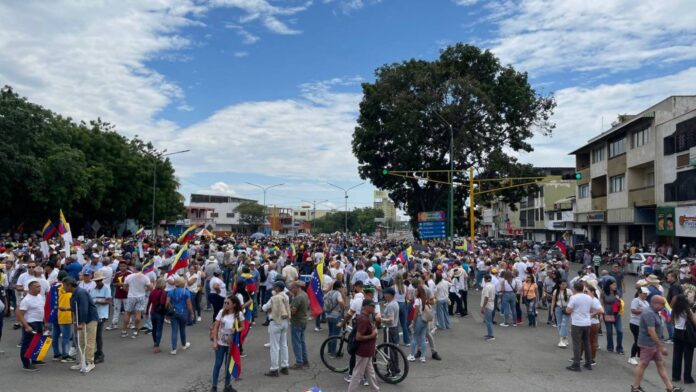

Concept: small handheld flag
[[58, 209, 70, 235], [42, 220, 56, 240], [135, 227, 146, 239], [228, 318, 242, 379], [307, 262, 324, 317], [24, 333, 53, 362], [142, 259, 154, 274], [177, 224, 197, 245], [167, 244, 190, 277]]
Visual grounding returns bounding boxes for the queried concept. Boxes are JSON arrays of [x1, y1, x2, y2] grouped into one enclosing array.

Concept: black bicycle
[[319, 326, 409, 384]]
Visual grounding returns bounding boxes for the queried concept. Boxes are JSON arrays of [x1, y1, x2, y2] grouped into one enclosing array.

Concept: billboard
[[676, 206, 696, 238], [656, 207, 675, 236]]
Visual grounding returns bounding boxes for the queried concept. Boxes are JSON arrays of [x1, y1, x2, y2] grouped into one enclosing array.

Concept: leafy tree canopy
[[234, 202, 266, 228], [0, 86, 185, 233], [312, 207, 384, 234], [352, 44, 555, 235]]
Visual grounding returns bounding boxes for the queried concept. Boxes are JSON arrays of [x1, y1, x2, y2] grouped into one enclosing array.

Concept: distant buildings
[[374, 190, 397, 222], [186, 193, 257, 232]]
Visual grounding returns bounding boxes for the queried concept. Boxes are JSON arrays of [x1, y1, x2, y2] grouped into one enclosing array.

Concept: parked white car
[[625, 253, 668, 275]]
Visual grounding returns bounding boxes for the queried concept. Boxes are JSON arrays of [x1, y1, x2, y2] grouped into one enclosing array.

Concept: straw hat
[[174, 277, 186, 287], [646, 275, 660, 285], [93, 271, 106, 282]]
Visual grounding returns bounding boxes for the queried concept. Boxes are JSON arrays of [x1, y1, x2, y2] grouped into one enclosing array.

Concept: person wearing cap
[[63, 277, 100, 373], [79, 271, 96, 293], [204, 255, 221, 311], [262, 280, 291, 377], [381, 287, 401, 374], [347, 298, 379, 392], [209, 270, 226, 322], [678, 260, 691, 284], [628, 287, 651, 365], [366, 267, 381, 299], [89, 271, 111, 364], [480, 274, 496, 341], [81, 254, 103, 279], [289, 280, 310, 369], [449, 263, 468, 317], [631, 295, 684, 392]]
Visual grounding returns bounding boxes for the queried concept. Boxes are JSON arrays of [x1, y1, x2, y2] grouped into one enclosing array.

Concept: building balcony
[[629, 186, 655, 207], [591, 196, 607, 211]]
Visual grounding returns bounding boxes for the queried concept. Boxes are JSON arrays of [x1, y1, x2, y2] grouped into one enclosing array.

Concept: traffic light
[[562, 172, 583, 180], [382, 169, 389, 175]]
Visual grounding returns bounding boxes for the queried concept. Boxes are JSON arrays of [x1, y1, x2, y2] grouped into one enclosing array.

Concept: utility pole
[[327, 182, 364, 234], [245, 182, 284, 230], [152, 149, 189, 234], [302, 199, 328, 233]]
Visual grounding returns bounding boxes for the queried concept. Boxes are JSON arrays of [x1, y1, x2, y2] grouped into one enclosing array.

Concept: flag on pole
[[554, 240, 567, 257], [177, 224, 197, 245], [228, 318, 242, 379], [167, 244, 190, 277], [24, 334, 53, 362], [241, 302, 254, 343], [135, 227, 146, 239], [142, 259, 155, 274], [44, 283, 60, 323], [42, 220, 56, 240], [58, 209, 70, 235], [307, 262, 324, 317]]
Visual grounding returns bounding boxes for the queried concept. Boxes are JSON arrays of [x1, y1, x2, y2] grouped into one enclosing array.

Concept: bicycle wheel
[[320, 336, 350, 373], [373, 343, 408, 384]]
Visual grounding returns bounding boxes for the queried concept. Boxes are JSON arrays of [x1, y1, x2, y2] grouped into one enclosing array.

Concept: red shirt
[[113, 270, 132, 299], [355, 314, 376, 358]]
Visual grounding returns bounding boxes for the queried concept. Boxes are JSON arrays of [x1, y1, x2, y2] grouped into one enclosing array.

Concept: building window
[[609, 138, 625, 158], [646, 171, 654, 187], [610, 175, 625, 193], [556, 211, 562, 220], [632, 128, 650, 148], [226, 212, 235, 218], [578, 184, 590, 199], [211, 212, 219, 218], [592, 147, 604, 163], [300, 212, 307, 216]]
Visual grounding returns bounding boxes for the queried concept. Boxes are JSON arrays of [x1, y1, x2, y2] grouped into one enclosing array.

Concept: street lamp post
[[302, 199, 329, 233], [245, 182, 284, 230], [152, 149, 190, 233], [327, 182, 364, 234]]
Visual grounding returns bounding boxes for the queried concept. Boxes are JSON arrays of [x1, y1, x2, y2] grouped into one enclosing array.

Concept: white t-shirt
[[514, 262, 527, 280], [630, 297, 649, 325], [25, 277, 50, 296], [435, 280, 451, 300], [98, 265, 114, 285], [19, 293, 45, 323], [209, 276, 227, 297], [124, 273, 150, 298], [79, 281, 96, 293], [186, 271, 201, 293], [215, 309, 244, 346], [567, 293, 598, 327], [47, 269, 59, 285]]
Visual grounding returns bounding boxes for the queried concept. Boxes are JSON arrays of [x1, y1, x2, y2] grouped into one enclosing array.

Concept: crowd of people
[[1, 230, 695, 392]]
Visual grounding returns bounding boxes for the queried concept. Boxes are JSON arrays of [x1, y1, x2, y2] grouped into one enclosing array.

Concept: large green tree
[[352, 44, 555, 235], [234, 202, 266, 228], [312, 207, 384, 234], [0, 86, 185, 232]]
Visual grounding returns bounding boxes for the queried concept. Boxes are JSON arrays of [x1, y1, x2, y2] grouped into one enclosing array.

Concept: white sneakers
[[558, 337, 568, 348], [628, 357, 639, 365], [407, 355, 415, 362], [182, 342, 191, 350], [81, 363, 95, 373], [264, 342, 271, 348], [170, 349, 177, 355]]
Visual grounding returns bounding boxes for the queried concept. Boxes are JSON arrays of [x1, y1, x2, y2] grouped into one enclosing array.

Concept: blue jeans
[[291, 324, 308, 365], [409, 317, 427, 357], [170, 313, 187, 350], [501, 292, 517, 324], [605, 314, 624, 352], [315, 311, 326, 329], [211, 345, 232, 387], [554, 307, 570, 338], [51, 323, 72, 358], [484, 309, 494, 337], [475, 270, 484, 289], [436, 299, 450, 329], [398, 301, 410, 344], [327, 317, 341, 354], [151, 312, 165, 347], [524, 298, 537, 325]]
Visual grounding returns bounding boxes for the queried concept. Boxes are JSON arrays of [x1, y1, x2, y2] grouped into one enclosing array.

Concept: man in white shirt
[[480, 274, 496, 341], [350, 263, 369, 286], [208, 270, 226, 322], [565, 281, 603, 371], [17, 280, 45, 371], [122, 264, 152, 339]]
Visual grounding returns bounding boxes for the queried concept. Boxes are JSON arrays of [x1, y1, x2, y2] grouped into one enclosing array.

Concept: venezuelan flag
[[142, 259, 154, 274], [42, 219, 56, 241], [228, 319, 242, 379], [177, 224, 197, 245], [241, 302, 254, 343], [24, 334, 52, 362], [44, 283, 59, 323], [135, 227, 146, 239], [58, 209, 70, 235], [167, 244, 190, 277], [307, 262, 324, 317]]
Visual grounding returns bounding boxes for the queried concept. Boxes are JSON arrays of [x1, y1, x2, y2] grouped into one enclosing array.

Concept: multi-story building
[[570, 96, 696, 252], [187, 193, 258, 233], [374, 190, 397, 222], [292, 207, 335, 233], [482, 197, 522, 239], [518, 167, 576, 243]]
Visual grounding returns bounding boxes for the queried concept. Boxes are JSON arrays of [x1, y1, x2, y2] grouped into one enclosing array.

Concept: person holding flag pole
[[210, 295, 243, 392]]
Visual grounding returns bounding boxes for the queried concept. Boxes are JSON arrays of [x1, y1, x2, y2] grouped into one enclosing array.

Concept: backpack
[[421, 304, 434, 322], [323, 291, 340, 314]]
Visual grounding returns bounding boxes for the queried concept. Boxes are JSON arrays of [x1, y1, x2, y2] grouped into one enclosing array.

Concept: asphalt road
[[0, 270, 681, 392]]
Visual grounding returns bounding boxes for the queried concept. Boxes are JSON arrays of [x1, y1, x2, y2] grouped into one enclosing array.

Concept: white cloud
[[453, 0, 478, 5], [177, 104, 194, 111], [234, 51, 249, 58], [488, 0, 696, 74], [168, 81, 362, 179], [520, 67, 696, 166], [213, 0, 310, 35], [0, 0, 203, 139], [225, 23, 261, 44], [323, 0, 382, 12], [208, 181, 238, 195]]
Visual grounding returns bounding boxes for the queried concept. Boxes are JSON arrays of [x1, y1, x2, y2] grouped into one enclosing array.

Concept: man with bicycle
[[348, 299, 380, 392], [381, 287, 401, 376]]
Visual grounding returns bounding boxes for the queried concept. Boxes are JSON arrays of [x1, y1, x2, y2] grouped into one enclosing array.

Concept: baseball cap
[[383, 287, 395, 296]]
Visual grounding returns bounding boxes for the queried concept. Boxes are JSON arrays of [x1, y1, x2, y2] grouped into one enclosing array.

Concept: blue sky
[[2, 0, 696, 215]]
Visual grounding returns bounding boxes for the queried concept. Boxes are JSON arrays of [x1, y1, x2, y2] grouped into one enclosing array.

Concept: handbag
[[421, 304, 434, 322], [604, 314, 616, 323]]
